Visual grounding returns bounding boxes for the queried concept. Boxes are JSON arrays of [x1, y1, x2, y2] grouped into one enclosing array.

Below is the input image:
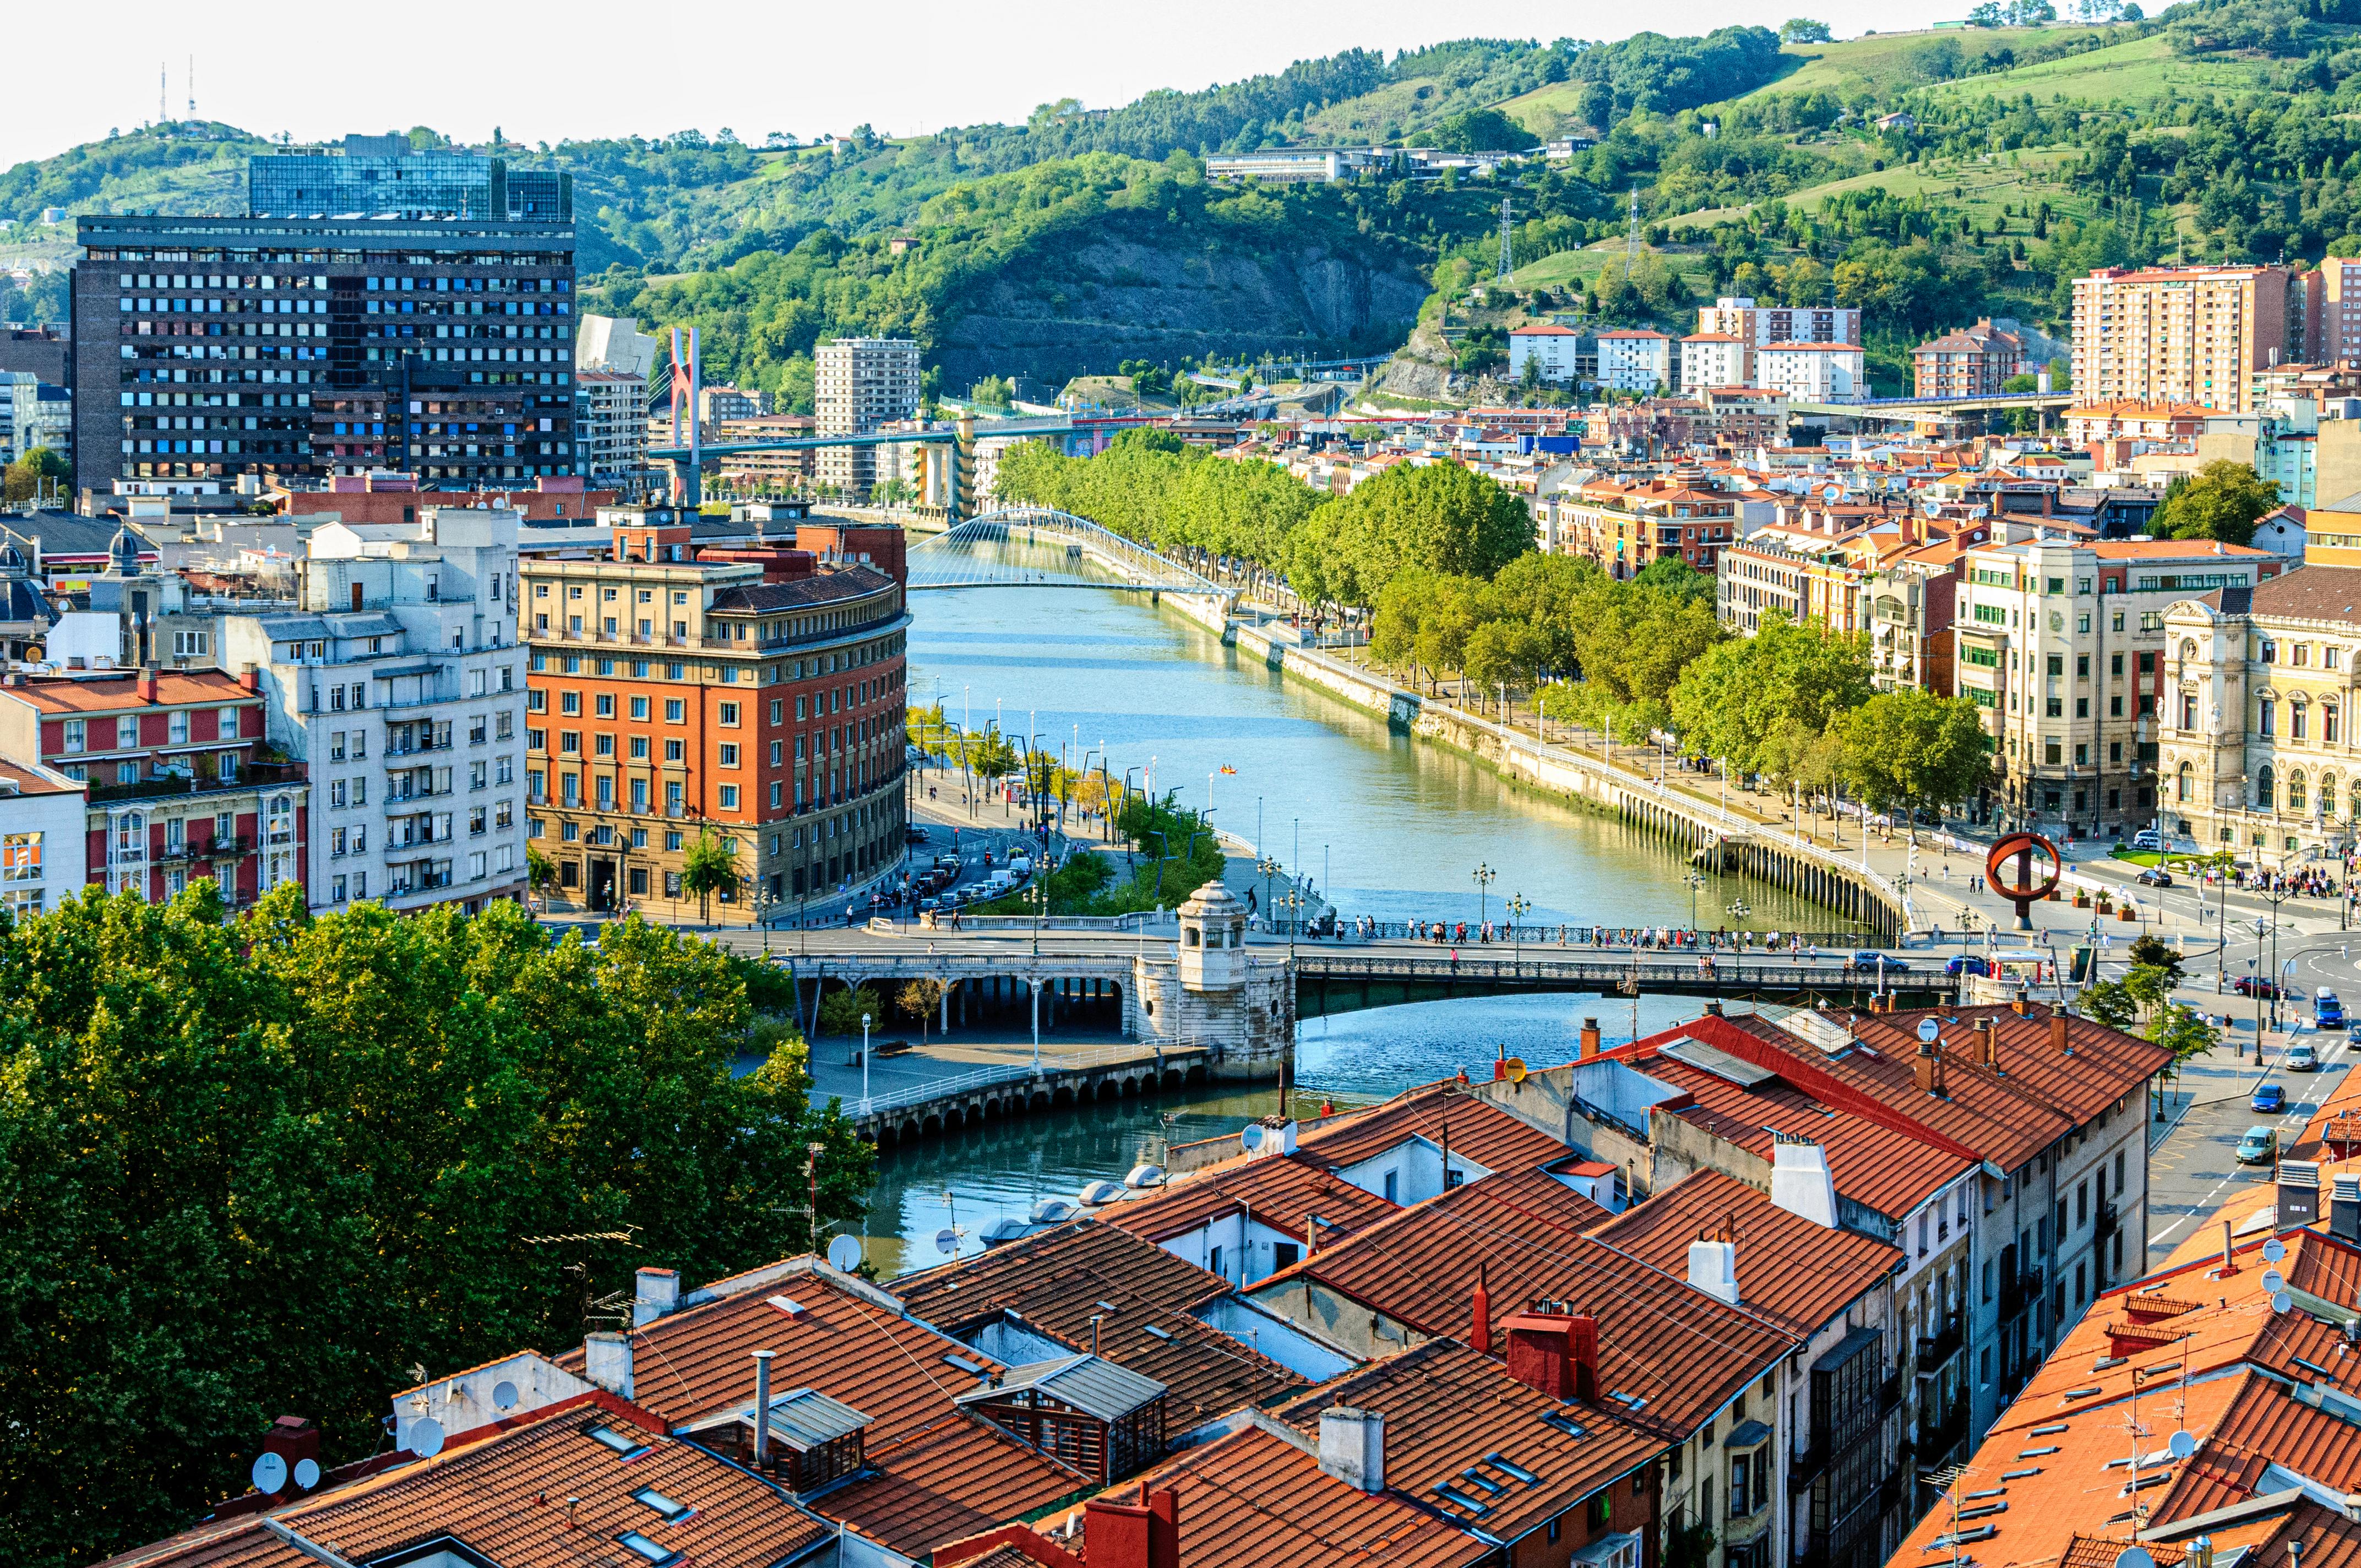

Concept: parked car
[[2251, 1083, 2286, 1114], [1946, 955, 1990, 977], [1852, 950, 1908, 971], [2287, 1041, 2320, 1072], [2136, 867, 2174, 888], [2346, 1020, 2361, 1046], [2316, 988, 2345, 1028], [2235, 1125, 2279, 1165], [2233, 975, 2283, 999], [905, 825, 932, 845], [2132, 829, 2162, 850]]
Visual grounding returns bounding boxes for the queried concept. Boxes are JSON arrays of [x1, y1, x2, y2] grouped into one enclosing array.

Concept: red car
[[2233, 975, 2283, 999]]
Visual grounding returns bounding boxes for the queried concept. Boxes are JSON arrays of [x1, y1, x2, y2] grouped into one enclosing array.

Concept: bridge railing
[[1276, 921, 1890, 949], [1293, 952, 1951, 989]]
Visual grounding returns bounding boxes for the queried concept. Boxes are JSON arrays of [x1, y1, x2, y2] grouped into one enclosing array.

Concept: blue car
[[1946, 955, 1990, 978], [2251, 1084, 2286, 1114]]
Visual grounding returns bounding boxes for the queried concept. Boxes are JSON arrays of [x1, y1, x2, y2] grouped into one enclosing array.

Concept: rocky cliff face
[[931, 216, 1430, 388]]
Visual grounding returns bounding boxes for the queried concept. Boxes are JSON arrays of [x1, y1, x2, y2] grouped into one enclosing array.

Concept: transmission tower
[[1497, 196, 1514, 281], [187, 56, 195, 121], [1623, 186, 1642, 281]]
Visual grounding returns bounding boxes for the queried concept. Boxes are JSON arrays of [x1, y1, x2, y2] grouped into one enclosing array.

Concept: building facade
[[1696, 297, 1863, 348], [2069, 265, 2294, 416], [1595, 330, 1671, 393], [220, 507, 526, 914], [1952, 537, 2280, 837], [1757, 342, 1868, 403], [0, 758, 90, 917], [1678, 332, 1750, 395], [1507, 323, 1581, 385], [70, 212, 578, 493], [246, 137, 570, 221], [1911, 319, 2026, 398], [0, 668, 306, 906], [2158, 561, 2361, 864], [521, 511, 910, 923], [574, 369, 649, 490], [813, 337, 920, 499]]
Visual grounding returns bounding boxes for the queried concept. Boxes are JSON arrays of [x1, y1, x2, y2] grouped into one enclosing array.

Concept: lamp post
[[1684, 870, 1706, 934], [859, 1011, 873, 1114], [1506, 893, 1531, 964], [1473, 862, 1496, 930], [1256, 852, 1283, 930]]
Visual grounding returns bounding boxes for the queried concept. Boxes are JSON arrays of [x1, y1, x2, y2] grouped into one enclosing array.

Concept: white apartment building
[[222, 507, 528, 915], [1595, 329, 1671, 393], [1678, 331, 1749, 394], [1696, 297, 1863, 348], [814, 337, 921, 499], [1757, 342, 1869, 404], [0, 758, 89, 916], [1951, 536, 2280, 837], [0, 371, 72, 471], [1507, 323, 1581, 385], [574, 369, 649, 490]]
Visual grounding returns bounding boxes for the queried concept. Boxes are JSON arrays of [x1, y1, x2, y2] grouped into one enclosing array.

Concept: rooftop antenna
[[1498, 195, 1514, 282], [159, 62, 167, 127]]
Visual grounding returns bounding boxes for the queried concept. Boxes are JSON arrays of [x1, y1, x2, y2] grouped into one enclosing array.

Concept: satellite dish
[[2272, 1292, 2293, 1315], [294, 1457, 321, 1489], [251, 1451, 289, 1495], [408, 1417, 445, 1458], [491, 1379, 519, 1411], [827, 1234, 864, 1271], [1917, 1018, 1941, 1044], [2117, 1549, 2156, 1568], [1241, 1123, 1265, 1152], [2262, 1268, 2287, 1295], [1504, 1057, 1529, 1084], [2168, 1431, 2196, 1461], [935, 1227, 960, 1256], [2262, 1238, 2288, 1263]]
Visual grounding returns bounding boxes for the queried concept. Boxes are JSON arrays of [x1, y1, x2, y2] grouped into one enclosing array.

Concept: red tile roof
[[3, 670, 259, 714], [1241, 1166, 1791, 1437], [1294, 1083, 1571, 1178], [1584, 1169, 1902, 1338], [1270, 1341, 1662, 1545], [891, 1218, 1306, 1431], [1104, 1152, 1400, 1248], [1085, 1420, 1493, 1568], [93, 1392, 829, 1568], [552, 1258, 1088, 1558]]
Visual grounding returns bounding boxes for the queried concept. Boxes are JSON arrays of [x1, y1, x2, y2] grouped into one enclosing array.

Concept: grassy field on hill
[[1671, 145, 2096, 230], [1733, 25, 2124, 103], [1917, 31, 2278, 104]]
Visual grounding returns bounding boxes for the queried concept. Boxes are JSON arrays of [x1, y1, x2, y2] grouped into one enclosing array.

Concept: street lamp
[[859, 1011, 873, 1113], [1473, 862, 1496, 929], [1684, 870, 1706, 933], [1506, 893, 1531, 963], [1256, 852, 1283, 929]]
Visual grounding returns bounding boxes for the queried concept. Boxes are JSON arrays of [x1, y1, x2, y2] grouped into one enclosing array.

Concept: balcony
[[1916, 1315, 1963, 1373], [1916, 1397, 1969, 1457], [2095, 1199, 2120, 1244], [1878, 1368, 1904, 1415], [2000, 1265, 2046, 1319], [1789, 1437, 1831, 1489]]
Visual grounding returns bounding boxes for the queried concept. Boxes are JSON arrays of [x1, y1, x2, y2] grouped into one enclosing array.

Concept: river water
[[853, 575, 1831, 1275]]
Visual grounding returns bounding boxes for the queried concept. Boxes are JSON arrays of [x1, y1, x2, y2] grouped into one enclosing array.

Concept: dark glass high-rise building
[[247, 135, 570, 222], [69, 144, 576, 494]]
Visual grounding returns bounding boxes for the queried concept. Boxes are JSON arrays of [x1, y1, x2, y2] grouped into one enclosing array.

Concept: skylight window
[[1484, 1452, 1541, 1484], [1540, 1411, 1588, 1438], [943, 1354, 984, 1375], [630, 1487, 693, 1523], [618, 1532, 679, 1565], [586, 1424, 651, 1459], [1142, 1326, 1174, 1342]]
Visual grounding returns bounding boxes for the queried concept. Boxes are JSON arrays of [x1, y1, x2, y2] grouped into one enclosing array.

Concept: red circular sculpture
[[1985, 831, 2063, 930]]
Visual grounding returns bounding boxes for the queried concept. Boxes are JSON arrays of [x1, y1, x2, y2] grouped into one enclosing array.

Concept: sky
[[5, 1, 1974, 171]]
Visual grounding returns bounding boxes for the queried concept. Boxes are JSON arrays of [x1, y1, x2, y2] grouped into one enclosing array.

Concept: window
[[665, 699, 685, 723], [719, 701, 741, 726], [631, 695, 649, 720], [719, 743, 740, 767], [718, 785, 739, 809], [1, 832, 41, 883]]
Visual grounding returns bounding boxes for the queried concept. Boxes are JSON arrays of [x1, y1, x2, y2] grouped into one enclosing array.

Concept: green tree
[[526, 845, 558, 904], [1780, 18, 1835, 42], [1, 446, 67, 506], [680, 827, 738, 922], [897, 978, 946, 1043], [817, 982, 883, 1037], [2127, 933, 2185, 986], [2082, 976, 2140, 1030], [1837, 689, 1992, 837], [1668, 614, 1873, 778], [2154, 460, 2281, 546], [0, 887, 869, 1568]]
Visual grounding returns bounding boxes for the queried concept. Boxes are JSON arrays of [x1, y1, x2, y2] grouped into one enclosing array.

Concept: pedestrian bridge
[[1291, 948, 1960, 1018], [906, 508, 1230, 596]]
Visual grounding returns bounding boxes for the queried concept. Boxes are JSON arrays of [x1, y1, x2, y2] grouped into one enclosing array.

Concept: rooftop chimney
[[1318, 1406, 1386, 1493], [583, 1331, 633, 1399], [1580, 1017, 1602, 1059], [238, 663, 260, 692], [1974, 1017, 1998, 1069], [1503, 1310, 1598, 1402], [1470, 1269, 1492, 1355], [2191, 1539, 2215, 1568], [2278, 1160, 2321, 1227], [634, 1267, 680, 1327], [2012, 989, 2032, 1016], [1769, 1137, 1839, 1228], [2333, 1173, 2361, 1244], [751, 1350, 775, 1470], [137, 670, 159, 701], [1688, 1234, 1740, 1306], [1085, 1483, 1180, 1568], [2050, 1012, 2071, 1057], [1914, 1038, 1946, 1097]]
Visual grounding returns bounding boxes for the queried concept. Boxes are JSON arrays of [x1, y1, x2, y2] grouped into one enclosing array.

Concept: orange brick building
[[521, 510, 909, 922]]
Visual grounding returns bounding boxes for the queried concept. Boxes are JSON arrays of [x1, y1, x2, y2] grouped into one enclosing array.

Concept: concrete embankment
[[1199, 605, 1901, 936]]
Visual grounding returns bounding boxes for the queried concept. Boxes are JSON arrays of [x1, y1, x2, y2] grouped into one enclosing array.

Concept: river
[[852, 574, 1831, 1275]]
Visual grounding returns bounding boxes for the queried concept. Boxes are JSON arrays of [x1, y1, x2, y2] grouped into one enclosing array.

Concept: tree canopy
[[2155, 460, 2282, 546], [0, 886, 868, 1568]]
